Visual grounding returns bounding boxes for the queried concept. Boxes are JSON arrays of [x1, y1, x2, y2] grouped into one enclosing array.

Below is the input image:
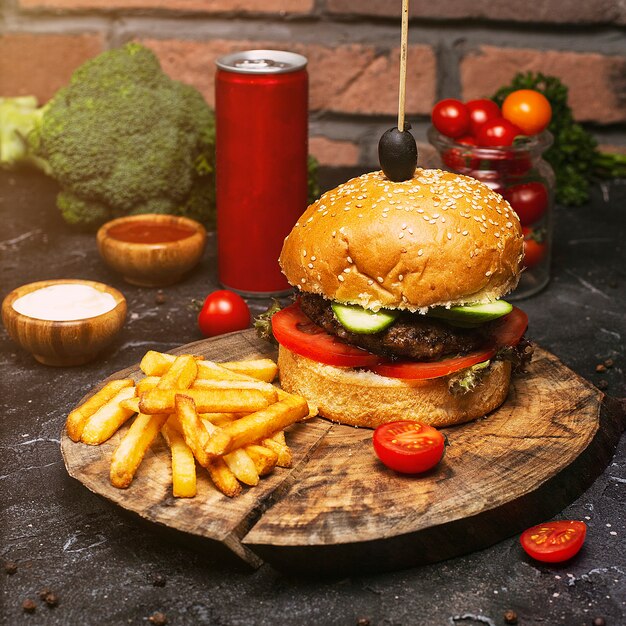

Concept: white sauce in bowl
[[12, 284, 118, 321]]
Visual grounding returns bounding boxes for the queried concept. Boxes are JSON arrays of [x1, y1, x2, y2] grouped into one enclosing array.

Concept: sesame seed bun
[[279, 169, 523, 311], [278, 345, 512, 428]]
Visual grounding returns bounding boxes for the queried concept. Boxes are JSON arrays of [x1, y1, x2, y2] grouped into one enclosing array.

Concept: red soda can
[[215, 50, 308, 296]]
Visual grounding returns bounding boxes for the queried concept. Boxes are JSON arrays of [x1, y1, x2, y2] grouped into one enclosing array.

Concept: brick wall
[[1, 0, 625, 167]]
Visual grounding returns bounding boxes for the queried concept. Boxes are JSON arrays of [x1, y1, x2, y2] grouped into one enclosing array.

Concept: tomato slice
[[272, 302, 528, 378], [489, 306, 528, 349], [372, 307, 528, 380], [370, 347, 496, 380], [271, 302, 380, 367], [520, 520, 587, 563], [373, 421, 445, 474]]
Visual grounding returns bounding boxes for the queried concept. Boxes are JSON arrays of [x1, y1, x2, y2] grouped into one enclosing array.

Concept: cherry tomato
[[504, 182, 549, 226], [502, 89, 552, 136], [477, 118, 522, 147], [465, 99, 501, 136], [198, 290, 251, 337], [432, 99, 470, 138], [522, 227, 547, 269], [271, 302, 380, 367], [371, 347, 495, 380], [373, 421, 445, 474], [442, 146, 479, 172], [520, 520, 587, 563]]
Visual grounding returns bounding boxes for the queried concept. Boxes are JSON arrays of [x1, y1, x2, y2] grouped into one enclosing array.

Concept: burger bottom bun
[[277, 346, 512, 429]]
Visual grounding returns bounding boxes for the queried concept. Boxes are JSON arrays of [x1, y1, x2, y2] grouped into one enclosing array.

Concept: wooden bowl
[[97, 214, 207, 287], [2, 279, 127, 367]]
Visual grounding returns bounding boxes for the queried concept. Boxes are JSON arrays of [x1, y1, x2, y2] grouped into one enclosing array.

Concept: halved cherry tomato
[[198, 290, 250, 337], [432, 99, 470, 138], [271, 302, 380, 367], [477, 117, 522, 147], [502, 89, 552, 136], [370, 347, 496, 380], [373, 421, 445, 474], [522, 227, 547, 269], [520, 520, 587, 563], [504, 182, 548, 226], [466, 99, 501, 136]]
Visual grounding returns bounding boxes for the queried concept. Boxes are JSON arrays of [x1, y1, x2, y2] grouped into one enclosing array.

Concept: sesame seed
[[338, 275, 345, 282], [332, 231, 336, 238], [485, 270, 492, 277], [303, 250, 307, 257], [308, 263, 313, 269], [301, 278, 306, 283], [402, 223, 407, 229], [343, 268, 350, 273], [398, 274, 404, 281], [399, 232, 405, 239], [367, 279, 373, 285], [408, 228, 413, 234], [418, 249, 424, 256], [311, 255, 316, 261], [462, 230, 468, 236], [347, 256, 353, 263], [447, 233, 452, 240], [377, 277, 384, 283], [494, 232, 500, 238]]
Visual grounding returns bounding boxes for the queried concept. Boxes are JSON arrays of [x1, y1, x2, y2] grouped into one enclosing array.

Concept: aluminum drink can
[[215, 49, 308, 296]]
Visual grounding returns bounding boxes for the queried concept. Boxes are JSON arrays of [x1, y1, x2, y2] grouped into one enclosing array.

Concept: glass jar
[[428, 128, 555, 300]]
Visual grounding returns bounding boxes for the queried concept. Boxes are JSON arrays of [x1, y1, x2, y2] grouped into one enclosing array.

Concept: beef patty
[[299, 293, 492, 361]]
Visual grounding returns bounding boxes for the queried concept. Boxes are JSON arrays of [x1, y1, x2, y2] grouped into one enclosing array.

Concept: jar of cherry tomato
[[428, 128, 555, 299]]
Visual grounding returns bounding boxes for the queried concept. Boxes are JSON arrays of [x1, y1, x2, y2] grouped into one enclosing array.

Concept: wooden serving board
[[61, 330, 625, 574]]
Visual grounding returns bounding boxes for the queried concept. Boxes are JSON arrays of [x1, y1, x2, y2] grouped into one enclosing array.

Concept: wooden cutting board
[[61, 330, 625, 574]]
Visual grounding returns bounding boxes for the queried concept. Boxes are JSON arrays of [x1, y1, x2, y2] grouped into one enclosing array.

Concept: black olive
[[378, 126, 418, 182]]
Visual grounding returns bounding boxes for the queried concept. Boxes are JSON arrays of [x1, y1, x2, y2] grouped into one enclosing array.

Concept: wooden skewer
[[397, 0, 409, 132]]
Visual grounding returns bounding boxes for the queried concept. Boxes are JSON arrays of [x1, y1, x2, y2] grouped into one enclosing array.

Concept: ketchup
[[108, 220, 195, 244]]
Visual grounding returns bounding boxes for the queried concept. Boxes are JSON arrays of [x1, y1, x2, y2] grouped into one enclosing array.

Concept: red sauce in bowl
[[108, 220, 196, 244]]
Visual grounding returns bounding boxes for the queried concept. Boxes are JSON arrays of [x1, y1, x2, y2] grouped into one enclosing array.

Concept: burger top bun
[[280, 168, 524, 311]]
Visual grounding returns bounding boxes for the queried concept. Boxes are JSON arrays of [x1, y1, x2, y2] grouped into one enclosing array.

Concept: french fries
[[161, 418, 197, 498], [66, 349, 305, 499], [66, 379, 134, 441], [204, 394, 309, 457], [80, 386, 137, 445], [139, 388, 271, 415], [110, 412, 168, 488]]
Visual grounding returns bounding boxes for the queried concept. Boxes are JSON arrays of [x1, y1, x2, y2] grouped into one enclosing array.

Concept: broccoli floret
[[0, 43, 216, 228]]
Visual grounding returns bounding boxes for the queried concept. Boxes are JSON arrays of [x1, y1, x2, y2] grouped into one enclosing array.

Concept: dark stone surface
[[1, 169, 624, 626]]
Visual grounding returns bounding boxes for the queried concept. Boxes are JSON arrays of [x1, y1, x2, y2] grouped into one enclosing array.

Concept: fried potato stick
[[192, 378, 277, 403], [157, 354, 197, 390], [140, 388, 270, 415], [218, 359, 278, 382], [161, 419, 197, 498], [204, 394, 308, 457], [175, 395, 241, 497], [110, 412, 168, 488], [80, 386, 137, 445], [66, 379, 134, 442], [244, 444, 279, 476], [261, 435, 293, 468]]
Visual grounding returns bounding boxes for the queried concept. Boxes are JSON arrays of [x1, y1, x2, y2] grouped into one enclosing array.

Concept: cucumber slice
[[331, 302, 399, 334], [427, 300, 513, 324]]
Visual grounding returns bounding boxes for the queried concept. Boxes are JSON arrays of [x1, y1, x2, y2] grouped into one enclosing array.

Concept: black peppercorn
[[151, 573, 167, 587], [44, 593, 59, 607], [592, 618, 606, 626], [4, 561, 18, 575], [356, 619, 371, 626], [22, 599, 36, 613], [149, 611, 168, 626], [155, 291, 166, 305], [597, 380, 609, 390], [503, 609, 518, 624], [604, 358, 614, 368]]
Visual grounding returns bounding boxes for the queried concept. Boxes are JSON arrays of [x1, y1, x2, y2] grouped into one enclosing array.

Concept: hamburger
[[272, 168, 532, 428]]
